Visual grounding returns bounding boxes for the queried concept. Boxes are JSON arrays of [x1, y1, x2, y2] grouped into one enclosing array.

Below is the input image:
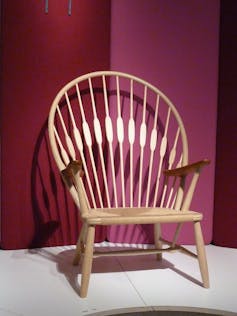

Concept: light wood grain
[[48, 71, 210, 297]]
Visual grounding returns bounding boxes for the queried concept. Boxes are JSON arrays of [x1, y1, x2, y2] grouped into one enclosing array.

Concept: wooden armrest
[[61, 160, 84, 183], [163, 159, 210, 177]]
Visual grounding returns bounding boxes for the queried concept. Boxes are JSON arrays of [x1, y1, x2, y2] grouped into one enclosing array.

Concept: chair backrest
[[48, 71, 188, 211]]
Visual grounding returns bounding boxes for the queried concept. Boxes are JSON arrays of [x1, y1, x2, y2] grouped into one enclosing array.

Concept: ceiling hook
[[68, 0, 72, 15], [45, 0, 49, 14]]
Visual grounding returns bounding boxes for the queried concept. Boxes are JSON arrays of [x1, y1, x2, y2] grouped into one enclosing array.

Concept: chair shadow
[[30, 115, 105, 249], [30, 118, 61, 248], [29, 246, 202, 297]]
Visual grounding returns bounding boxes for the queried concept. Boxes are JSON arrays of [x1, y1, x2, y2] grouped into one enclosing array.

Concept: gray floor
[[0, 244, 237, 316]]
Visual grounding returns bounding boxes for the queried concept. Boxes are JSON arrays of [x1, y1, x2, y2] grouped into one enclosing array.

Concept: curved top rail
[[48, 70, 189, 209]]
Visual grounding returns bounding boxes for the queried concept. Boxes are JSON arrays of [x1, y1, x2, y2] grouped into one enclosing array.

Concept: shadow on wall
[[30, 107, 107, 248], [30, 118, 82, 248]]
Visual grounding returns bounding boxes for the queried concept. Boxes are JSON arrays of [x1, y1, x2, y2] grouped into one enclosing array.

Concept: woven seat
[[83, 208, 202, 225]]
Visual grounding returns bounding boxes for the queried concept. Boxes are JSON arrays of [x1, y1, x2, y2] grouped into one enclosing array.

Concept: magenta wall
[[1, 0, 227, 249], [109, 0, 220, 244], [0, 0, 110, 249]]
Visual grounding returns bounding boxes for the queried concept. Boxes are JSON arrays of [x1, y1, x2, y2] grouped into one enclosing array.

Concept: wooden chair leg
[[194, 221, 210, 288], [154, 223, 163, 260], [73, 223, 87, 266], [80, 225, 95, 298]]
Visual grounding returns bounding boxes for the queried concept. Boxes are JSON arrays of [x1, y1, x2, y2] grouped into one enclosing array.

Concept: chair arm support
[[163, 159, 210, 177], [164, 159, 210, 211], [61, 160, 84, 185], [61, 160, 89, 215]]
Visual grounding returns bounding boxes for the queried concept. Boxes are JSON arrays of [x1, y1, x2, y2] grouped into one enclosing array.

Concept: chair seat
[[83, 207, 203, 225]]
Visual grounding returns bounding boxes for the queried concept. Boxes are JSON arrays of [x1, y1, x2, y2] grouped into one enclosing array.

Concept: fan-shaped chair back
[[49, 71, 188, 211]]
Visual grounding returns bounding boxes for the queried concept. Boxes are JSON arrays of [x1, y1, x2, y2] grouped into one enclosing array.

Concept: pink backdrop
[[1, 0, 225, 249], [109, 0, 220, 244]]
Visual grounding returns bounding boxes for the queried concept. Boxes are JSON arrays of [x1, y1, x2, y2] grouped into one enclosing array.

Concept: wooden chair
[[48, 71, 210, 297]]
